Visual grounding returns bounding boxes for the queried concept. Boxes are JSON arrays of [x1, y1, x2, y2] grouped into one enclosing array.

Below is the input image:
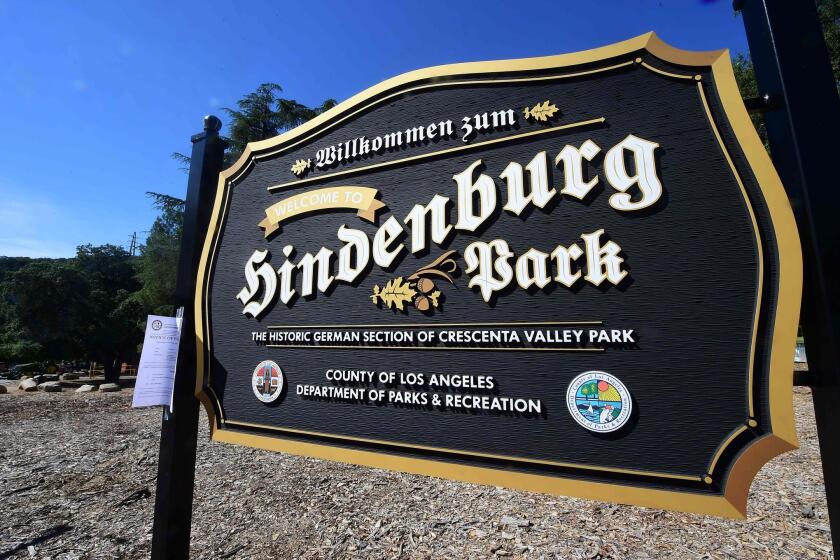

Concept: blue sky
[[0, 0, 749, 258]]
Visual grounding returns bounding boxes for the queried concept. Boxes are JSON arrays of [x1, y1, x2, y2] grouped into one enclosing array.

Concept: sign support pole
[[737, 0, 840, 549], [151, 116, 227, 560]]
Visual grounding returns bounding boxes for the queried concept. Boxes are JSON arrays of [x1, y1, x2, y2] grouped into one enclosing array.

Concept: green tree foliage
[[0, 258, 65, 362], [0, 246, 142, 381], [222, 82, 336, 165], [820, 0, 840, 90], [580, 382, 596, 399], [0, 256, 48, 284], [74, 244, 143, 382], [731, 53, 767, 146], [733, 1, 840, 145], [135, 192, 185, 316], [0, 260, 87, 363]]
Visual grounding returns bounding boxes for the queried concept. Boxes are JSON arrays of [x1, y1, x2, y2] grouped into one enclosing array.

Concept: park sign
[[194, 33, 802, 517]]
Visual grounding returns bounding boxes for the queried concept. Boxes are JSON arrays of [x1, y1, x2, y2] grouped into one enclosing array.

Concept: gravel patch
[[0, 386, 832, 559]]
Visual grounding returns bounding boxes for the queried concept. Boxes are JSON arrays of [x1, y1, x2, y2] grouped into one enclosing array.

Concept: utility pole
[[128, 232, 137, 256]]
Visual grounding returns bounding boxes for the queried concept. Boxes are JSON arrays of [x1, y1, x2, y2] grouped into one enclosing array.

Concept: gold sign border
[[193, 32, 802, 518]]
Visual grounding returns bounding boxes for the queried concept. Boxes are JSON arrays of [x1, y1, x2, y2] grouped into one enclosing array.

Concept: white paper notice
[[132, 315, 181, 409]]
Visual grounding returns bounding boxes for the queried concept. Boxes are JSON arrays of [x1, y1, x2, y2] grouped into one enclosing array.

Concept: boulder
[[38, 381, 62, 393], [18, 379, 38, 392], [42, 374, 59, 382], [0, 384, 7, 394], [99, 383, 121, 393], [60, 372, 79, 380], [75, 384, 97, 393]]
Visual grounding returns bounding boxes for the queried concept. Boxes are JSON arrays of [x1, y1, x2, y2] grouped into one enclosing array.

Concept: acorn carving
[[414, 295, 431, 312], [416, 278, 436, 294], [372, 250, 457, 314]]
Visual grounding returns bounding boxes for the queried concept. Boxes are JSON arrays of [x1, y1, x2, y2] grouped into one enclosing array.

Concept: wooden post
[[151, 116, 227, 560], [737, 0, 840, 549]]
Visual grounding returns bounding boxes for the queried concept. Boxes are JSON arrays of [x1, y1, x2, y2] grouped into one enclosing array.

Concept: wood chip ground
[[0, 385, 832, 559]]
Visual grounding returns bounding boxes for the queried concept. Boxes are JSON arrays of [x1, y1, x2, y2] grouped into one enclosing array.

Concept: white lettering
[[605, 134, 662, 211], [454, 159, 496, 232]]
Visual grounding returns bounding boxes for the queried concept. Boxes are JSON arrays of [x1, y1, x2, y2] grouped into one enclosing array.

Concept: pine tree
[[222, 82, 336, 165]]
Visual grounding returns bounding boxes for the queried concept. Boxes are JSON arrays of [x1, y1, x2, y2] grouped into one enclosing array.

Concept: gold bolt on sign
[[290, 159, 311, 177], [523, 100, 559, 122]]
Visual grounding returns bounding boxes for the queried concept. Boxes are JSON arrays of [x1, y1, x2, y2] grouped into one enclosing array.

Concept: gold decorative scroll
[[258, 186, 385, 237]]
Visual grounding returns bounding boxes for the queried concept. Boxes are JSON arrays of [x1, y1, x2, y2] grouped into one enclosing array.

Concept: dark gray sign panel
[[195, 33, 802, 517]]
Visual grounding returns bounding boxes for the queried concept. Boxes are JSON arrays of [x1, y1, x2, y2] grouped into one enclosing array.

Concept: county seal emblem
[[252, 360, 284, 404], [566, 371, 632, 433]]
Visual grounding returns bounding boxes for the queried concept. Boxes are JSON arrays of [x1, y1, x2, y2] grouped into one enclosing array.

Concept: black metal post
[[737, 0, 840, 548], [151, 116, 227, 559]]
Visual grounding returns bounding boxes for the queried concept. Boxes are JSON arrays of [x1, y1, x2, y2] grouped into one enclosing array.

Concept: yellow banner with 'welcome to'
[[258, 186, 385, 237]]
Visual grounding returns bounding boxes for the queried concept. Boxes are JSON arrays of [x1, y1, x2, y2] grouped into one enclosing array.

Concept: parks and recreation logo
[[252, 360, 284, 403], [566, 371, 632, 433]]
